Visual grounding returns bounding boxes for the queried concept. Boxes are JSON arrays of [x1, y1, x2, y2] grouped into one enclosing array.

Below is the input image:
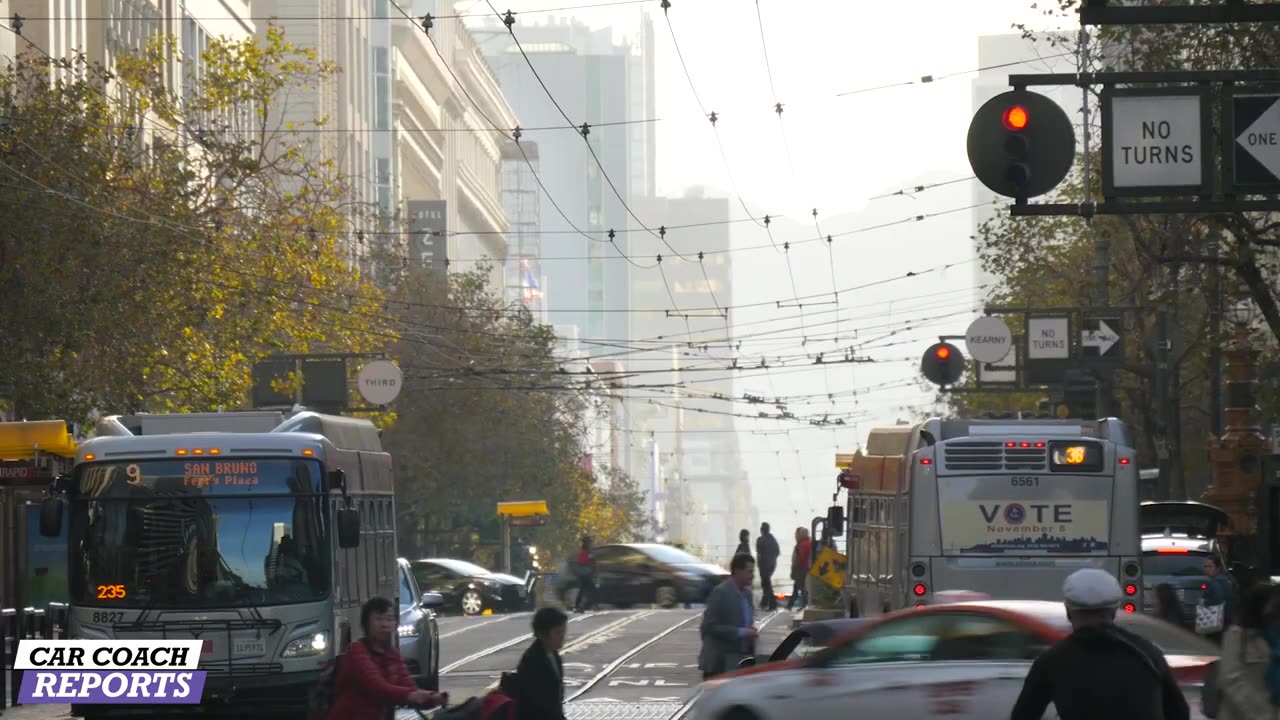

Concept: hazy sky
[[466, 0, 1077, 533]]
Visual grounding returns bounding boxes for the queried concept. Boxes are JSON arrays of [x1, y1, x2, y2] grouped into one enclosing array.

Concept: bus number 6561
[[1011, 476, 1040, 487]]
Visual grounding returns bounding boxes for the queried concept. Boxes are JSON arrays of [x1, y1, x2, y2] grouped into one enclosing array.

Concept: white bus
[[844, 417, 1144, 617], [38, 411, 394, 719]]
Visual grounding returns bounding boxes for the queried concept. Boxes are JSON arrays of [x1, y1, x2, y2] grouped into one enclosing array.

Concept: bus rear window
[[1142, 551, 1211, 577]]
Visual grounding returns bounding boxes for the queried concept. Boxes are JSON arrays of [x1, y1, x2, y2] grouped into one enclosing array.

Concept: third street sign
[[1231, 93, 1280, 193]]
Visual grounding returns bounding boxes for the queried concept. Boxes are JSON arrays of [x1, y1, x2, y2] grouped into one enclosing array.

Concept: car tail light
[[1124, 583, 1137, 596], [913, 583, 927, 597], [1171, 661, 1213, 687], [1123, 603, 1136, 613]]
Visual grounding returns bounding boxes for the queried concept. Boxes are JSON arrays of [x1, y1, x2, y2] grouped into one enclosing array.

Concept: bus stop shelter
[[0, 421, 75, 612], [496, 501, 548, 574]]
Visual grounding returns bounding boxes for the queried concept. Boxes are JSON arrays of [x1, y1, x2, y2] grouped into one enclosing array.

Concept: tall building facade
[[480, 13, 656, 346], [629, 190, 748, 562], [502, 141, 547, 321]]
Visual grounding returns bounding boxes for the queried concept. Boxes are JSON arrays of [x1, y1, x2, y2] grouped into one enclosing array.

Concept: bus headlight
[[282, 632, 329, 658], [398, 623, 420, 638]]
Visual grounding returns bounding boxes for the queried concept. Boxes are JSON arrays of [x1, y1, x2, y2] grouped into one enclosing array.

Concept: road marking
[[476, 610, 661, 690], [671, 691, 701, 720], [755, 609, 782, 630], [441, 611, 605, 674], [439, 612, 528, 639], [564, 612, 699, 702]]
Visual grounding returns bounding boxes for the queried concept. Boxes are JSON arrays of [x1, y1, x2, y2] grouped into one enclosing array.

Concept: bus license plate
[[233, 639, 266, 657]]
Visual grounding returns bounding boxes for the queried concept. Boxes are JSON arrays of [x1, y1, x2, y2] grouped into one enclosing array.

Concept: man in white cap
[[1010, 568, 1189, 720]]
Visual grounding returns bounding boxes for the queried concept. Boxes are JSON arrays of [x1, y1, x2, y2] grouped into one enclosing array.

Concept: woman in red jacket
[[329, 596, 445, 720]]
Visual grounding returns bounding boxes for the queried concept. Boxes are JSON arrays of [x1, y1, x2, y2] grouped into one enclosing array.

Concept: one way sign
[[1082, 317, 1123, 361], [1231, 94, 1280, 193]]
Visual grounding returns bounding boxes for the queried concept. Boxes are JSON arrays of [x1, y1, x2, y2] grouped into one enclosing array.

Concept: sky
[[467, 0, 1078, 533]]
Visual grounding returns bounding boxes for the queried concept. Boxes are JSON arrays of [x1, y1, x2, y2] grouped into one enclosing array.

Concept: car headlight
[[281, 632, 329, 659], [398, 623, 420, 638]]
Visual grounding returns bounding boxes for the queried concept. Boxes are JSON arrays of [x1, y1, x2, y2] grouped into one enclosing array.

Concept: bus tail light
[[1123, 603, 1136, 613], [1124, 583, 1137, 596], [1157, 548, 1190, 554], [913, 583, 928, 597], [919, 458, 933, 466]]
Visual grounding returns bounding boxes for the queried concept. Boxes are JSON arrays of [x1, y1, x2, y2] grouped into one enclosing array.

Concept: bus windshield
[[68, 458, 330, 608]]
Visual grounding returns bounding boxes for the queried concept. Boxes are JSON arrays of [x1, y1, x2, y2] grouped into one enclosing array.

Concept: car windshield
[[432, 559, 492, 577], [1143, 551, 1212, 577], [69, 458, 329, 608], [1033, 609, 1219, 657], [638, 545, 703, 565]]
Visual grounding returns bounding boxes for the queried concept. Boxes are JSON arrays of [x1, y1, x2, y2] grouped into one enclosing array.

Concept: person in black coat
[[755, 523, 781, 610], [515, 607, 568, 720]]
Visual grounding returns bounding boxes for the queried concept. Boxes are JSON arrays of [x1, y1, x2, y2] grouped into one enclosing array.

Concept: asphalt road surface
[[432, 607, 793, 720]]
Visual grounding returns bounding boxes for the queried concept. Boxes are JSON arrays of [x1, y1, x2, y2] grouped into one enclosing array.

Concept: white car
[[693, 600, 1217, 720]]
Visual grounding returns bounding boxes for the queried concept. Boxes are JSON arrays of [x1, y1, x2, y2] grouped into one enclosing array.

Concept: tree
[[384, 264, 652, 566], [0, 27, 389, 421], [578, 466, 653, 544]]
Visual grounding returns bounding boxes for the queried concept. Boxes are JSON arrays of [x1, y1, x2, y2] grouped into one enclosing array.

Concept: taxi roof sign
[[497, 500, 549, 518], [835, 453, 855, 468], [0, 420, 76, 460]]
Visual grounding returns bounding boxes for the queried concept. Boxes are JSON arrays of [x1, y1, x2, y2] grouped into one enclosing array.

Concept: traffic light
[[967, 89, 1076, 199], [921, 342, 965, 386]]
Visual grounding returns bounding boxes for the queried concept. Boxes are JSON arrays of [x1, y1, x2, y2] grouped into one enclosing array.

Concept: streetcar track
[[440, 612, 602, 674], [443, 610, 653, 675], [438, 612, 529, 639], [565, 612, 699, 702]]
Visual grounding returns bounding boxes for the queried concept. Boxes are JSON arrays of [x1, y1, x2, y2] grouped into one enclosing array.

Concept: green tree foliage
[[383, 265, 652, 567], [0, 27, 387, 421]]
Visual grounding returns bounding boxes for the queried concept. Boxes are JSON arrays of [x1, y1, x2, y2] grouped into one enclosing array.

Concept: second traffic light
[[967, 89, 1076, 199], [921, 342, 965, 386]]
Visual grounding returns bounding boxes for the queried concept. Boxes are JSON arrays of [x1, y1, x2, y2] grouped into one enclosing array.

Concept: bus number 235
[[96, 584, 126, 599], [1011, 476, 1040, 487]]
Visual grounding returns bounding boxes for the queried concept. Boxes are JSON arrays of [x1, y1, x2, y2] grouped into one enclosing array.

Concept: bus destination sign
[[182, 462, 262, 489]]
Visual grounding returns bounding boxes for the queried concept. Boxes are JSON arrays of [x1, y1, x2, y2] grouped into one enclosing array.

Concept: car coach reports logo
[[15, 640, 205, 704]]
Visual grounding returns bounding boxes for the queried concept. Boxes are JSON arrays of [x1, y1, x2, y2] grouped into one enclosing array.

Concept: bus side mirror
[[39, 497, 65, 537], [827, 505, 845, 535], [327, 469, 346, 493], [337, 507, 360, 548]]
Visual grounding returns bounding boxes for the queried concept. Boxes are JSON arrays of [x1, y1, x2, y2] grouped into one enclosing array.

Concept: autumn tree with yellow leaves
[[0, 27, 388, 420]]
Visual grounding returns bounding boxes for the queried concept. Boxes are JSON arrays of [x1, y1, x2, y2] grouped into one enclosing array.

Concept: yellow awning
[[0, 420, 76, 460], [497, 500, 549, 518]]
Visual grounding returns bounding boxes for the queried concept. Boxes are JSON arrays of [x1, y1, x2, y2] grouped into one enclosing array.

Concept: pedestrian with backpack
[[328, 596, 446, 720]]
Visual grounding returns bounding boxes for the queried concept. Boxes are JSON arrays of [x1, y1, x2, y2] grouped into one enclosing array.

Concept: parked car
[[397, 558, 444, 690], [1140, 501, 1230, 615], [410, 558, 531, 616], [694, 600, 1218, 720], [580, 543, 729, 608]]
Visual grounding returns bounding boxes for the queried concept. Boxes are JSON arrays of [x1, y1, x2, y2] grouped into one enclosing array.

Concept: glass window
[[399, 566, 415, 608], [827, 615, 947, 666], [70, 459, 329, 608], [1142, 551, 1213, 577], [638, 545, 702, 565], [431, 559, 490, 577]]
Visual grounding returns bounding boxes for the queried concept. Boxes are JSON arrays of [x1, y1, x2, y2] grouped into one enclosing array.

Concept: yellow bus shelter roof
[[0, 420, 76, 460], [497, 500, 549, 518]]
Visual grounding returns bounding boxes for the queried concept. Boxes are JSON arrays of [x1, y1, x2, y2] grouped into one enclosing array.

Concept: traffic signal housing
[[922, 342, 965, 387], [967, 89, 1076, 199]]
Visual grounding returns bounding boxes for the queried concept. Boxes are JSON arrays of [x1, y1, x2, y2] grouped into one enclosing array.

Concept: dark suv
[[1140, 501, 1229, 617]]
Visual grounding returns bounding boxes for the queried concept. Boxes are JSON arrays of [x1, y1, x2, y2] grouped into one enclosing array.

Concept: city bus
[[843, 417, 1143, 617], [38, 411, 393, 717]]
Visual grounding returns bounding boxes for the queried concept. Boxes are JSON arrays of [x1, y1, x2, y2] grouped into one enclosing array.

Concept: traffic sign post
[[978, 346, 1018, 385], [1227, 91, 1280, 195], [1025, 316, 1071, 387], [964, 316, 1013, 365], [357, 360, 404, 406], [1102, 87, 1212, 198]]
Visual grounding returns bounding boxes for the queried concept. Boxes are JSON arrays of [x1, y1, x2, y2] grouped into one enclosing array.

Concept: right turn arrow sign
[[1082, 319, 1121, 357]]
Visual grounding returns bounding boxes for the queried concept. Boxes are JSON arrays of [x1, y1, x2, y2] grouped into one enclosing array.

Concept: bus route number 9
[[1010, 476, 1040, 487], [96, 584, 127, 600]]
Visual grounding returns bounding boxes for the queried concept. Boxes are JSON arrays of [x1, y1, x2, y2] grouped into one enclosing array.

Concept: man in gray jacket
[[699, 553, 758, 679]]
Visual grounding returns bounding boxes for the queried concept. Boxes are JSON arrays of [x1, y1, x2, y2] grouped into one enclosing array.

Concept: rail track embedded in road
[[442, 610, 653, 676], [565, 612, 699, 702]]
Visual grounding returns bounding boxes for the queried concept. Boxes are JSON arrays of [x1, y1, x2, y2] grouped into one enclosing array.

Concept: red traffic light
[[935, 346, 951, 359], [1002, 105, 1029, 131]]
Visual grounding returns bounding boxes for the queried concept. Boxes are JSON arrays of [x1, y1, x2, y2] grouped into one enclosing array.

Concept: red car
[[694, 600, 1217, 720]]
